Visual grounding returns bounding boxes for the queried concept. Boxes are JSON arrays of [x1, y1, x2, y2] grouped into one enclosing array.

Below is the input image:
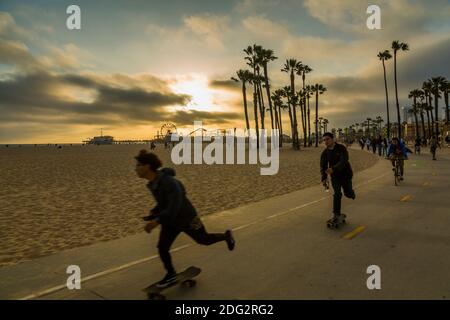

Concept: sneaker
[[225, 230, 235, 251], [156, 272, 178, 288], [400, 176, 404, 181]]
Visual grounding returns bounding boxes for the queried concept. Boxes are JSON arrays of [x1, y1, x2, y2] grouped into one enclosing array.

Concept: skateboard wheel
[[182, 279, 197, 288]]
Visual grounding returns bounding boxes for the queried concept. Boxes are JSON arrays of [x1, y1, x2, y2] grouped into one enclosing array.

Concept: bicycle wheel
[[395, 163, 401, 186]]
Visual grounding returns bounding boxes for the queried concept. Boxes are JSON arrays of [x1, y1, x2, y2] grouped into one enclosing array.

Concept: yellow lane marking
[[423, 182, 429, 186], [342, 226, 366, 240], [400, 195, 413, 202], [432, 172, 437, 176]]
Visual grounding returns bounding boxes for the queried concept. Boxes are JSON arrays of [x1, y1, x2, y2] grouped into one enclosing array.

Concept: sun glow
[[169, 74, 215, 112]]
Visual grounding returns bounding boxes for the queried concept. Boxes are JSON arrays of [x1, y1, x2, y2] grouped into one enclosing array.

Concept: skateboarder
[[320, 133, 356, 225], [135, 150, 235, 288]]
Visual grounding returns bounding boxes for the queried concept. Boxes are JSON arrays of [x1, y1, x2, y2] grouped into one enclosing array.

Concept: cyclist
[[387, 137, 408, 181]]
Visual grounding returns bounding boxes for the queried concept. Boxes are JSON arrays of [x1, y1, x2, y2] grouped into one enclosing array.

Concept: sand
[[0, 144, 377, 266]]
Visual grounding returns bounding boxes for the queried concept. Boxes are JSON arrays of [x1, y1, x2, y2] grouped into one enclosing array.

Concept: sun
[[169, 74, 215, 112]]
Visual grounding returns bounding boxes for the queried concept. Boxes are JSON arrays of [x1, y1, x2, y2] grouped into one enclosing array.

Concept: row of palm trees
[[378, 40, 449, 140], [232, 45, 327, 149], [408, 77, 449, 140]]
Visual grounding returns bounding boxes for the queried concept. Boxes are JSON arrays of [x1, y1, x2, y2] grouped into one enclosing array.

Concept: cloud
[[183, 14, 231, 49], [242, 15, 289, 40], [0, 38, 43, 72], [309, 37, 450, 128], [234, 0, 281, 14], [209, 79, 240, 91], [303, 0, 450, 37]]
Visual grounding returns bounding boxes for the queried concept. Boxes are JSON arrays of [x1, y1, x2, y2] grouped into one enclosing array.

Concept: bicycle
[[388, 156, 406, 186]]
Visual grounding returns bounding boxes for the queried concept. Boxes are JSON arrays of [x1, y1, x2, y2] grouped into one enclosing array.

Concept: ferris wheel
[[160, 123, 177, 137]]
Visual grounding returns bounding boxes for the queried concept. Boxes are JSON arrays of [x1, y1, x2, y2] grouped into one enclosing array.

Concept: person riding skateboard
[[320, 132, 356, 224], [135, 150, 235, 288]]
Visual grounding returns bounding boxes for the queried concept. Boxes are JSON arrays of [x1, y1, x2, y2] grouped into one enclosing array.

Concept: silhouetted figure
[[135, 150, 235, 288]]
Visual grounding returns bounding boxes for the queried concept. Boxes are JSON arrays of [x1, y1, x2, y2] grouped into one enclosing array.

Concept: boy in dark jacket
[[320, 133, 356, 222], [135, 150, 235, 287]]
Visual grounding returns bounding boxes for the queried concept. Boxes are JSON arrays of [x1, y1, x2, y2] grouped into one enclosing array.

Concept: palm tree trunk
[[307, 95, 311, 144], [382, 60, 391, 139], [301, 75, 307, 147], [287, 104, 294, 144], [445, 90, 449, 123], [413, 97, 419, 138], [242, 82, 250, 131], [315, 91, 319, 147], [257, 84, 265, 130], [420, 111, 426, 139], [426, 107, 431, 139], [253, 89, 259, 148], [413, 113, 419, 139], [290, 72, 299, 149], [278, 105, 283, 147], [394, 52, 402, 138], [434, 92, 439, 137], [263, 63, 274, 130], [430, 96, 435, 139]]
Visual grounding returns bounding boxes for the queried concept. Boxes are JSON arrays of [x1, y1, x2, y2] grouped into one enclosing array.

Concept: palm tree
[[231, 69, 253, 131], [391, 40, 409, 138], [271, 89, 284, 146], [439, 78, 449, 123], [297, 89, 308, 145], [429, 76, 446, 137], [305, 84, 313, 144], [423, 80, 434, 138], [311, 84, 327, 146], [375, 116, 384, 133], [282, 59, 302, 149], [257, 48, 278, 130], [418, 101, 427, 140], [366, 118, 372, 136], [244, 45, 260, 147], [377, 50, 392, 139], [297, 64, 313, 147], [409, 89, 423, 138], [281, 86, 296, 148], [323, 118, 329, 133], [408, 106, 420, 139]]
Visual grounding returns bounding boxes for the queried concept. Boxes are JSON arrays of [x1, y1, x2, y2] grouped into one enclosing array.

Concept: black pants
[[158, 224, 226, 274], [331, 177, 355, 215], [431, 147, 437, 159]]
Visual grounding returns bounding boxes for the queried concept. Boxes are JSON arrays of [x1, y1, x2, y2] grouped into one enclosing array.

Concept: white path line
[[19, 171, 389, 300]]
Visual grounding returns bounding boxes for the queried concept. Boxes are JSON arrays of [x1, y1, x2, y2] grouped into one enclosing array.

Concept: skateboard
[[327, 214, 347, 229], [143, 266, 201, 300]]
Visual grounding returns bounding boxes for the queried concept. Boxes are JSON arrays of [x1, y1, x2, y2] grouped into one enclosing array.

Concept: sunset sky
[[0, 0, 449, 143]]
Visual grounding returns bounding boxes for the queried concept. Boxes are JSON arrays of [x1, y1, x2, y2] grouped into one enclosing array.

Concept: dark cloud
[[0, 70, 242, 142], [209, 79, 240, 91], [170, 109, 241, 126]]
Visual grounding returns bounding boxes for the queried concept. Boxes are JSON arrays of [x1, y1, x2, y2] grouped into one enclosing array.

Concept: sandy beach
[[0, 144, 377, 266]]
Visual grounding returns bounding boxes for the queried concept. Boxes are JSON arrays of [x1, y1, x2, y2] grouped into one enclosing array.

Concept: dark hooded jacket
[[147, 168, 198, 228], [320, 143, 353, 181]]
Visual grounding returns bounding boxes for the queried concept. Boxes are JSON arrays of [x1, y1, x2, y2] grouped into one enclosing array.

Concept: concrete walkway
[[1, 148, 449, 300]]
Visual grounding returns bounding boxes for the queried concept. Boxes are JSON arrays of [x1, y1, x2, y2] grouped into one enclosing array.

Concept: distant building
[[83, 129, 115, 145], [84, 135, 114, 145]]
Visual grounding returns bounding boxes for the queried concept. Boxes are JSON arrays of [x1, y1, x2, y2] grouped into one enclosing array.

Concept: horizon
[[1, 0, 449, 144]]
